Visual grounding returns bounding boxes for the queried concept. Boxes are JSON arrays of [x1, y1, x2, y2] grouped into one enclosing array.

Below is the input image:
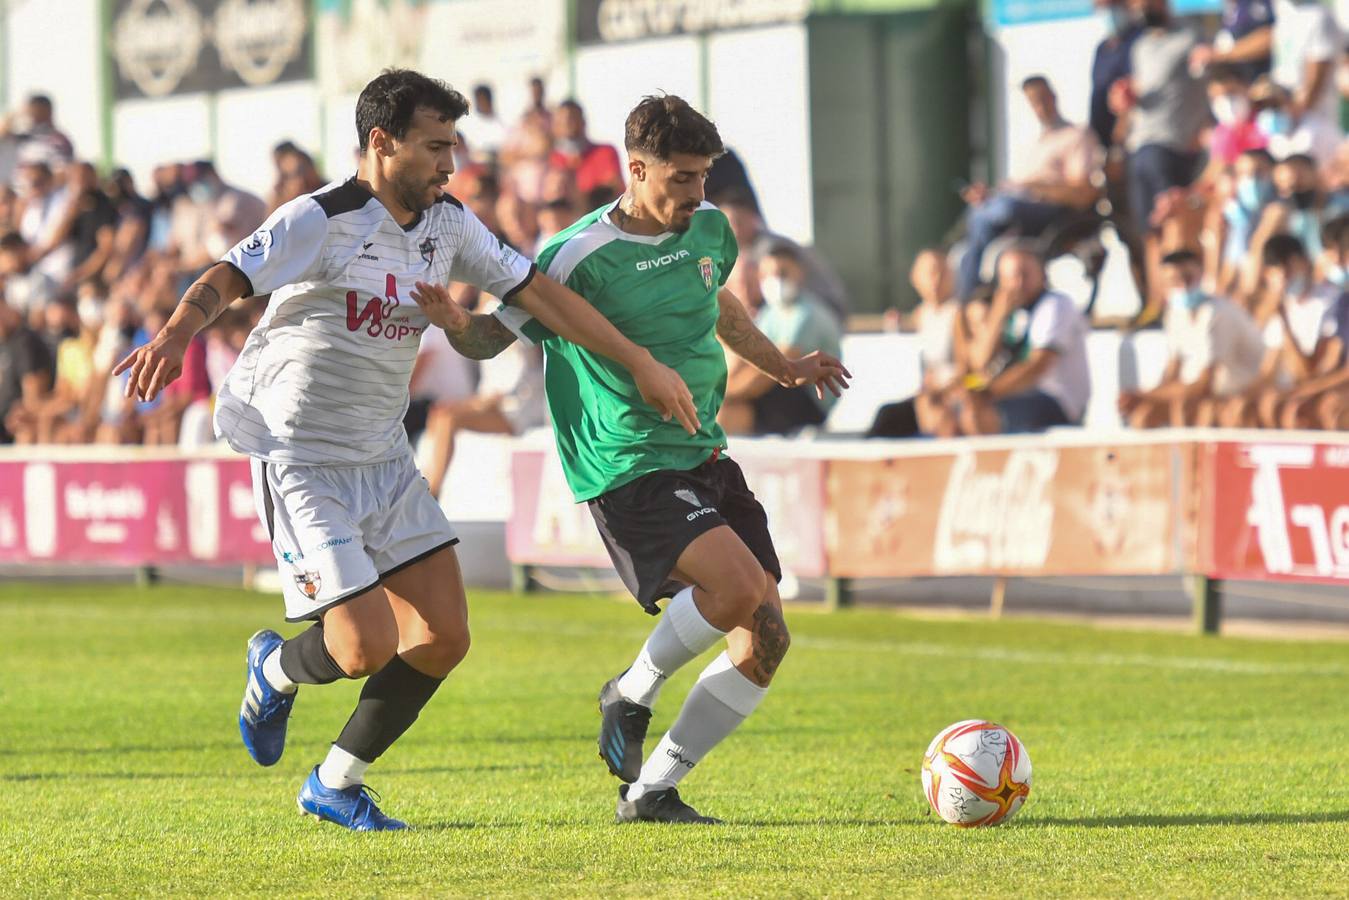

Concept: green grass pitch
[[2, 580, 1348, 897]]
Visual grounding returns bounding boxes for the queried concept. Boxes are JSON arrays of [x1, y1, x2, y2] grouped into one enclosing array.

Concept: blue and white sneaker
[[239, 629, 295, 766], [297, 767, 408, 831]]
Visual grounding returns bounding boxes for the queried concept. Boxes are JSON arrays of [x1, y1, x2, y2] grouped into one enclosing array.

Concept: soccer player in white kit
[[114, 69, 699, 831]]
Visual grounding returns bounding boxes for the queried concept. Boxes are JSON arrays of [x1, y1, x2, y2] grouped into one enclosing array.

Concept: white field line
[[487, 620, 1349, 678]]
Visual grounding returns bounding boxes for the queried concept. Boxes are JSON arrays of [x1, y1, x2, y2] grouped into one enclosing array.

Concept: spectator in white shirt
[[1119, 250, 1264, 426], [1220, 233, 1335, 425], [959, 245, 1092, 434]]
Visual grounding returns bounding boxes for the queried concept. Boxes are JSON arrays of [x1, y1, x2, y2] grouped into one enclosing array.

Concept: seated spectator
[[139, 314, 209, 446], [705, 147, 761, 215], [171, 161, 266, 271], [101, 168, 151, 284], [462, 84, 508, 169], [0, 231, 58, 326], [719, 191, 849, 321], [16, 159, 74, 285], [1272, 216, 1349, 428], [1212, 148, 1275, 296], [1220, 233, 1334, 426], [956, 75, 1101, 302], [0, 296, 54, 443], [1267, 0, 1341, 168], [0, 94, 74, 169], [549, 100, 624, 200], [4, 294, 96, 443], [1206, 64, 1267, 166], [59, 161, 118, 292], [959, 245, 1091, 434], [503, 120, 553, 206], [1243, 153, 1339, 294], [1119, 250, 1264, 427], [868, 248, 966, 438], [1249, 76, 1340, 166], [719, 241, 842, 436], [268, 142, 325, 213], [496, 189, 539, 254]]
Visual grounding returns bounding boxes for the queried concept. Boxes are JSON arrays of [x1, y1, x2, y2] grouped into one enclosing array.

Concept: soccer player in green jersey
[[411, 95, 849, 824]]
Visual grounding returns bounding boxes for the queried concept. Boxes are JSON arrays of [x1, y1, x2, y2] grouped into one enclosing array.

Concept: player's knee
[[721, 565, 767, 617], [331, 633, 398, 678], [420, 625, 470, 676]]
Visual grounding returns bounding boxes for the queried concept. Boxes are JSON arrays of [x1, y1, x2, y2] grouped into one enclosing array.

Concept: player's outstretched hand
[[787, 351, 853, 401], [633, 358, 701, 435], [411, 280, 471, 335], [112, 331, 189, 403]]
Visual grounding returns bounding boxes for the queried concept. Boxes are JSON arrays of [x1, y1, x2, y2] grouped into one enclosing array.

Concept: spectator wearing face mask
[[3, 293, 98, 443], [1250, 74, 1341, 166], [959, 245, 1091, 435], [1221, 233, 1334, 426], [719, 241, 842, 436], [1207, 65, 1268, 166], [170, 160, 265, 272], [0, 230, 59, 325], [1215, 148, 1276, 295], [1246, 154, 1333, 297], [1119, 250, 1264, 426]]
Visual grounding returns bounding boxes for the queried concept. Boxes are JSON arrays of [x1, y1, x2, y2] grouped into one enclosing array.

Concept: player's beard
[[393, 168, 440, 215], [669, 203, 699, 234]]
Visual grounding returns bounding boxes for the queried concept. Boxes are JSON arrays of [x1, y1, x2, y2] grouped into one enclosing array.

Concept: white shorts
[[251, 450, 458, 622]]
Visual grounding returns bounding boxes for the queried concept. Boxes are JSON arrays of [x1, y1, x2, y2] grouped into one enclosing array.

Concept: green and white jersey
[[494, 200, 738, 502]]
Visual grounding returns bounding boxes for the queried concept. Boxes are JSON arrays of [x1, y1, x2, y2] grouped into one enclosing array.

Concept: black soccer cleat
[[615, 784, 723, 825], [597, 675, 651, 783]]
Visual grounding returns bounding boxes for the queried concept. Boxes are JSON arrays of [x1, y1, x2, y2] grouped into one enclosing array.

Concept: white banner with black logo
[[574, 0, 810, 45], [111, 0, 313, 99]]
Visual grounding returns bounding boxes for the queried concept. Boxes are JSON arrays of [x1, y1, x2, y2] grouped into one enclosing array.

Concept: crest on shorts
[[295, 570, 321, 600], [698, 256, 714, 290], [674, 489, 702, 508], [419, 236, 436, 265]]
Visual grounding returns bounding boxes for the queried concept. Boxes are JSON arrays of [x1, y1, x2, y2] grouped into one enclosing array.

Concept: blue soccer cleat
[[238, 629, 296, 766], [296, 767, 408, 831]]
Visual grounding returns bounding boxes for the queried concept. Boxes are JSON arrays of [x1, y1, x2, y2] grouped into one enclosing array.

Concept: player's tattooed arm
[[181, 282, 224, 325], [444, 314, 518, 359], [715, 289, 795, 386]]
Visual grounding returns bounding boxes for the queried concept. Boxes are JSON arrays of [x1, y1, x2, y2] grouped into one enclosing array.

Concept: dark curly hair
[[356, 68, 469, 152], [624, 95, 724, 161]]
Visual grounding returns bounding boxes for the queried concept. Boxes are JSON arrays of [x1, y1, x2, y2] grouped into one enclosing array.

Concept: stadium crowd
[[6, 0, 1349, 469], [874, 0, 1349, 437]]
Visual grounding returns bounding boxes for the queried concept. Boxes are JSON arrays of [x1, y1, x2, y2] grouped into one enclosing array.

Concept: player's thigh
[[671, 525, 767, 611], [381, 544, 470, 651]]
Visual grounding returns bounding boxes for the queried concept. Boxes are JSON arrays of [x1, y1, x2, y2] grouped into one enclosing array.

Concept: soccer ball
[[921, 719, 1032, 827]]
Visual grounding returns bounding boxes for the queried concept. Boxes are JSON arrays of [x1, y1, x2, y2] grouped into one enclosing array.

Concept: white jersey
[[214, 177, 534, 465]]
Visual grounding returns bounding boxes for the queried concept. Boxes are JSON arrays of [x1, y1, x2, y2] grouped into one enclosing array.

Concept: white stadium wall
[[707, 24, 813, 245], [573, 35, 703, 156], [214, 81, 323, 198], [4, 0, 103, 163], [113, 94, 213, 194]]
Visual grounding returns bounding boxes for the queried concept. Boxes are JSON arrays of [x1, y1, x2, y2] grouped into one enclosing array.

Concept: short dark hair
[[355, 68, 469, 152], [1240, 147, 1276, 167], [1323, 215, 1349, 253], [1262, 233, 1308, 268], [1161, 249, 1201, 268], [0, 231, 27, 252], [1281, 153, 1317, 170], [764, 239, 803, 264], [1021, 75, 1051, 93], [558, 98, 583, 115], [624, 95, 724, 161], [473, 83, 492, 101], [27, 94, 51, 110]]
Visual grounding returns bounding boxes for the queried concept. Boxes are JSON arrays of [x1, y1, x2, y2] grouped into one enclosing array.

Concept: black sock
[[278, 623, 349, 685], [333, 655, 445, 763]]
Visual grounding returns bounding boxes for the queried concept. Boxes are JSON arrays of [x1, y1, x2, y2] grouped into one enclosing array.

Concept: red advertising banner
[[825, 443, 1184, 578], [1204, 441, 1349, 583], [0, 457, 271, 566], [506, 449, 829, 577]]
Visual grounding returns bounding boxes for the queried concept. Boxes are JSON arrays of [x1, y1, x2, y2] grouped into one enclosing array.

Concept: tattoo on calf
[[750, 603, 790, 684]]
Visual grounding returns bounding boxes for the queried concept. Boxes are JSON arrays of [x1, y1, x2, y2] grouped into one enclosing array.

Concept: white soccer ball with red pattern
[[921, 719, 1032, 826]]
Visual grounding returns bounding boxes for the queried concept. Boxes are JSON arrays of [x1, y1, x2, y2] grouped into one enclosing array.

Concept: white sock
[[317, 744, 370, 791], [261, 647, 297, 694], [615, 587, 726, 707], [626, 652, 767, 800]]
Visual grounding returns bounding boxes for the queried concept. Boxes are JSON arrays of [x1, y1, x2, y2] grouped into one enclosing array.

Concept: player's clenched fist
[[411, 280, 471, 335], [112, 331, 189, 402]]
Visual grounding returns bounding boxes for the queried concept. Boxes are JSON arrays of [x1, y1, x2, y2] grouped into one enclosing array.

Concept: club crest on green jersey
[[699, 256, 714, 290]]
